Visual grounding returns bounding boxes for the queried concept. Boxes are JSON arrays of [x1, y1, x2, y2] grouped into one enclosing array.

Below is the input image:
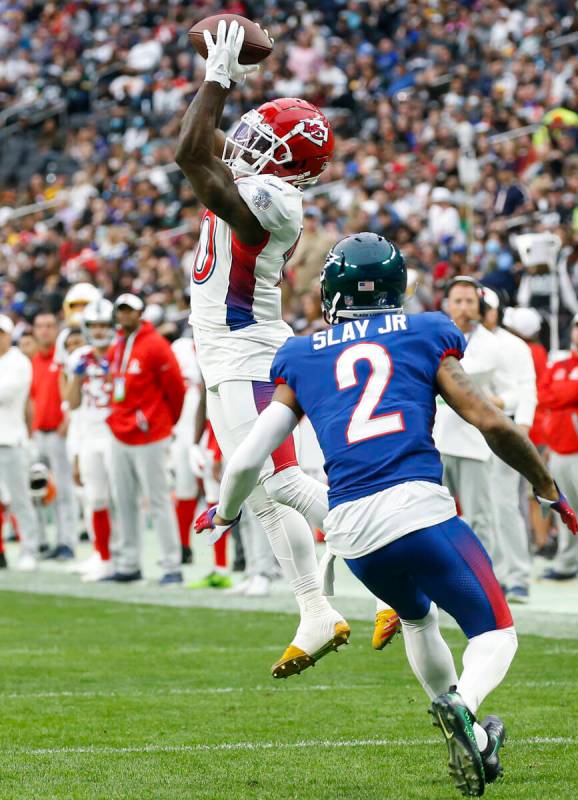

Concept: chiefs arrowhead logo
[[301, 117, 329, 147]]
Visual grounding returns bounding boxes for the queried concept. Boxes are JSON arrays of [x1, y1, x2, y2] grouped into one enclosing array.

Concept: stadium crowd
[[0, 1, 577, 596]]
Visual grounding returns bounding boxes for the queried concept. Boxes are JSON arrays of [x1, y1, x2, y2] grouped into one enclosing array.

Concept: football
[[188, 14, 273, 65]]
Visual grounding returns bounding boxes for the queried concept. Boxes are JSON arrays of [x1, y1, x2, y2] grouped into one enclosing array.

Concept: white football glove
[[203, 19, 259, 89], [189, 443, 206, 478]]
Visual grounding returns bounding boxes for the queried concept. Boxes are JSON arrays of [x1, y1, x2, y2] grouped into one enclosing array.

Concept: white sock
[[473, 723, 488, 752], [291, 572, 334, 617], [375, 597, 393, 613], [457, 627, 518, 714], [401, 603, 458, 699]]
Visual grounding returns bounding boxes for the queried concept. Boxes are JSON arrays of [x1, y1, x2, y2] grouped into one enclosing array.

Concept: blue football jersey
[[270, 311, 466, 510]]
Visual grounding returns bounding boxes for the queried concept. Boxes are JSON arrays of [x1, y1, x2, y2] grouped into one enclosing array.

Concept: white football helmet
[[63, 283, 101, 325], [81, 298, 114, 347]]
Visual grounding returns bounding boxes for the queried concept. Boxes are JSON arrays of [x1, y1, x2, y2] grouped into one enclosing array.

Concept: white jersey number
[[336, 343, 404, 444]]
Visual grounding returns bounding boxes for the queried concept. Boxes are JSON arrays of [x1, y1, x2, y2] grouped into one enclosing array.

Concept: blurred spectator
[[65, 298, 116, 583], [539, 315, 578, 581], [30, 312, 77, 559], [503, 305, 554, 555], [0, 0, 577, 342], [289, 207, 335, 295], [482, 290, 536, 603], [0, 313, 40, 571], [170, 335, 203, 565], [106, 294, 186, 585], [433, 278, 518, 560]]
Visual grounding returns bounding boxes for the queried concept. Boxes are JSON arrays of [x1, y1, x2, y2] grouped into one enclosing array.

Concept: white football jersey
[[171, 337, 202, 436], [66, 345, 111, 438], [188, 174, 302, 389]]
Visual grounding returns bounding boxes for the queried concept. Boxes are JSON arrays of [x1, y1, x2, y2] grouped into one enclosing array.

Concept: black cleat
[[430, 691, 485, 797], [480, 715, 506, 783], [102, 570, 143, 583], [181, 545, 193, 565], [43, 544, 74, 561]]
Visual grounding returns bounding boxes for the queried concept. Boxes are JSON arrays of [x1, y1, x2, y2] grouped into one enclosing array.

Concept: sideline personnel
[[107, 294, 186, 584]]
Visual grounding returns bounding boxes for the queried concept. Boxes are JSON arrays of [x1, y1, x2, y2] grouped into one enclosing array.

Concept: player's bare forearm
[[483, 423, 556, 499], [175, 82, 227, 167], [437, 357, 557, 498], [174, 84, 263, 242]]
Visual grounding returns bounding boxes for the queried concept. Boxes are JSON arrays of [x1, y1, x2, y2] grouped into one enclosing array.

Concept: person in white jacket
[[433, 278, 518, 559], [482, 289, 537, 603], [0, 315, 40, 570]]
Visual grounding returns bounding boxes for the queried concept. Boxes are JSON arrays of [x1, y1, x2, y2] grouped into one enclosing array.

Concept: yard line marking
[[0, 684, 387, 700], [2, 680, 575, 701], [12, 736, 578, 757]]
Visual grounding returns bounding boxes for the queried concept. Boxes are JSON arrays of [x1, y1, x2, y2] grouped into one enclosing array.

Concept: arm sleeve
[[236, 176, 298, 232], [155, 338, 186, 424], [217, 401, 299, 520], [514, 345, 537, 426]]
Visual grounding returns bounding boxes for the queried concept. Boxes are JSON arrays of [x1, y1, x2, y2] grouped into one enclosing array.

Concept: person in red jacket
[[539, 314, 578, 581], [106, 294, 186, 584]]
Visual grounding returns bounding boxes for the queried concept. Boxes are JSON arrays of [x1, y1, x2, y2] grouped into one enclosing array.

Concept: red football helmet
[[223, 98, 334, 187]]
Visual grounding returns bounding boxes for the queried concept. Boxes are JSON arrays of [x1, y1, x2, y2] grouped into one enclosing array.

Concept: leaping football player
[[196, 233, 577, 797], [175, 19, 360, 677]]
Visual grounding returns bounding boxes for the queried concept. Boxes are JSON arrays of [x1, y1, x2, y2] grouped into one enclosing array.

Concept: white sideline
[[14, 736, 578, 757], [2, 680, 575, 701]]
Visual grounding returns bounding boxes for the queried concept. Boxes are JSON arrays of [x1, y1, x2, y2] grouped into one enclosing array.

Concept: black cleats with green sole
[[480, 715, 506, 783], [430, 692, 485, 797]]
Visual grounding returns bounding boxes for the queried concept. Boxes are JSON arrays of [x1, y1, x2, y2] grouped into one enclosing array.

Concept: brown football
[[188, 14, 273, 65]]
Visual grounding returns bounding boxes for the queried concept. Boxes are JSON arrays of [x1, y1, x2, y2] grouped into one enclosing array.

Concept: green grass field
[[0, 591, 576, 800]]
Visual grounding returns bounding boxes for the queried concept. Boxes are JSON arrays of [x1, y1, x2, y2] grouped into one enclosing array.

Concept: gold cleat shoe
[[372, 609, 401, 651], [271, 621, 351, 679]]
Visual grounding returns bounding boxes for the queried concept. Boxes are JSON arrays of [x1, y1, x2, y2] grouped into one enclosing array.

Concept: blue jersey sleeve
[[432, 313, 467, 365], [270, 337, 298, 389]]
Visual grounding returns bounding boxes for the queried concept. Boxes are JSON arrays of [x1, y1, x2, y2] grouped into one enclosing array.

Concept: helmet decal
[[223, 98, 334, 187], [301, 117, 329, 147]]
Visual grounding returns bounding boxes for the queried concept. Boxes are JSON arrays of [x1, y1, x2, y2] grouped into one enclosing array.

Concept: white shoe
[[245, 574, 271, 597], [81, 560, 115, 583], [66, 552, 101, 575], [271, 610, 350, 679], [224, 577, 252, 595], [15, 554, 38, 572]]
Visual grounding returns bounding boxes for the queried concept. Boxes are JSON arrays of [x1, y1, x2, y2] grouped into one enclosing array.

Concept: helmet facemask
[[223, 110, 317, 186], [84, 322, 114, 349]]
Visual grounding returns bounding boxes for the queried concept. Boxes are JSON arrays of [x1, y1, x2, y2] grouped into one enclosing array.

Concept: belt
[[38, 428, 57, 433]]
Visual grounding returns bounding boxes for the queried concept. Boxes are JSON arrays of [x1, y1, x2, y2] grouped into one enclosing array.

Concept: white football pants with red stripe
[[206, 380, 331, 603]]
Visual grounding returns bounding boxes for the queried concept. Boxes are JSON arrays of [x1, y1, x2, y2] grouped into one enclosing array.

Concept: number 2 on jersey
[[336, 343, 404, 444]]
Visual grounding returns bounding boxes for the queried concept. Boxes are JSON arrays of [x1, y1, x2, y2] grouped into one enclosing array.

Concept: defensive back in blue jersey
[[270, 311, 466, 509]]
